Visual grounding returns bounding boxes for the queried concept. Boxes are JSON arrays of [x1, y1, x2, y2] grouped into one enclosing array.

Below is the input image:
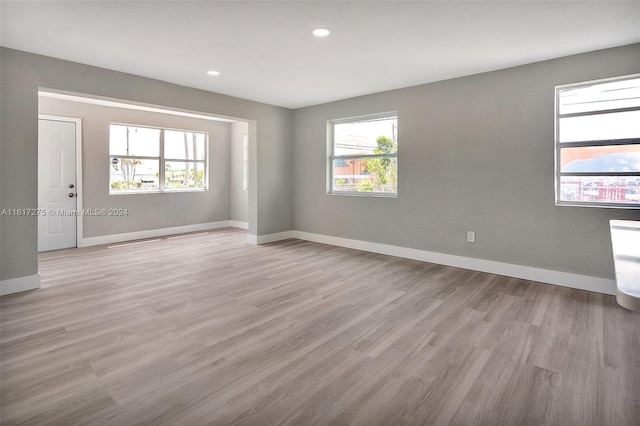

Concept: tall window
[[109, 124, 207, 193], [243, 134, 249, 191], [555, 75, 640, 208], [329, 113, 398, 196]]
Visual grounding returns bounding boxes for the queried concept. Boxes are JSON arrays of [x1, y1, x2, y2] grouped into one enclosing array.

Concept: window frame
[[242, 134, 249, 192], [555, 74, 640, 209], [109, 123, 209, 194], [327, 111, 398, 198]]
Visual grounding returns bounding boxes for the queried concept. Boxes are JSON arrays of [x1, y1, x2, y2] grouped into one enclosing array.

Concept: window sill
[[110, 188, 208, 195], [328, 191, 397, 198], [556, 201, 640, 209]]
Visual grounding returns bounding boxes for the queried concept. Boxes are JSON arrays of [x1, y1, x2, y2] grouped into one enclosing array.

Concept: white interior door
[[38, 118, 77, 251]]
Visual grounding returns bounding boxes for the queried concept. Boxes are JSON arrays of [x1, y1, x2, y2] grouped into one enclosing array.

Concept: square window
[[164, 130, 206, 161], [329, 113, 398, 196], [165, 161, 206, 189], [110, 158, 159, 191], [109, 125, 160, 157]]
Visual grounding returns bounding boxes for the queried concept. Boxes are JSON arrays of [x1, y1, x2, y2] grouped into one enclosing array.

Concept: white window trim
[[243, 134, 249, 192], [555, 74, 640, 209], [327, 111, 398, 198], [109, 123, 209, 194]]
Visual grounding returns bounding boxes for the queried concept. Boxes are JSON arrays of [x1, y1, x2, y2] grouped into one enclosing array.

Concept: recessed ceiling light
[[313, 28, 330, 37], [207, 70, 220, 76]]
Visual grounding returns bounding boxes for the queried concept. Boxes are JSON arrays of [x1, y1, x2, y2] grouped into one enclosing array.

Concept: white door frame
[[38, 114, 84, 248]]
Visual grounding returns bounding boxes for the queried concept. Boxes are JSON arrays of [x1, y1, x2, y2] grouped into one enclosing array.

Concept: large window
[[110, 124, 207, 193], [329, 113, 398, 196], [555, 75, 640, 208]]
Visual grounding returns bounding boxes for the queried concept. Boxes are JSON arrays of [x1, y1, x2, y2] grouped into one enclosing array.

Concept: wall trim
[[1, 274, 41, 296], [247, 231, 294, 245], [82, 221, 242, 247], [16, 224, 615, 297], [291, 231, 616, 296], [229, 220, 249, 230]]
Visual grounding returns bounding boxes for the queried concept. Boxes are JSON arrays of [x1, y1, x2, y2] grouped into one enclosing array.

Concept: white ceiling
[[1, 1, 639, 109]]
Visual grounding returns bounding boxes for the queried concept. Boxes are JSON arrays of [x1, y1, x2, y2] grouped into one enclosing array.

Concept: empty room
[[1, 1, 639, 425]]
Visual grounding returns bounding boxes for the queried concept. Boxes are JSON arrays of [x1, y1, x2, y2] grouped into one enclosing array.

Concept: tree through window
[[329, 113, 398, 196], [109, 124, 207, 193]]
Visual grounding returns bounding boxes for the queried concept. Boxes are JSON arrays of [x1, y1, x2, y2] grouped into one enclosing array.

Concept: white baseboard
[[1, 273, 41, 296], [247, 231, 294, 245], [292, 231, 616, 296], [82, 221, 243, 247], [48, 221, 620, 296], [229, 220, 249, 230]]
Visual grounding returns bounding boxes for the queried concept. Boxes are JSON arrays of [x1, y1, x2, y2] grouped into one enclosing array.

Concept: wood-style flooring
[[1, 228, 639, 425]]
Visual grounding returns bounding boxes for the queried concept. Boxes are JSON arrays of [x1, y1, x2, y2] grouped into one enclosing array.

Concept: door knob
[[68, 193, 75, 198]]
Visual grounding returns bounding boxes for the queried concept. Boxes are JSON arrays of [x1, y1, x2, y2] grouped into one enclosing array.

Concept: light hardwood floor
[[1, 228, 639, 425]]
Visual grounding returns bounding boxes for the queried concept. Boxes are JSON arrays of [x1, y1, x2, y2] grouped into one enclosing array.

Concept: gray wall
[[38, 96, 234, 237], [3, 44, 639, 284], [0, 47, 293, 281], [293, 44, 640, 280], [230, 122, 249, 223]]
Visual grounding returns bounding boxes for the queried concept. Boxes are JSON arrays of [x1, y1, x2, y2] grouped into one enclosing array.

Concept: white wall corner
[[229, 220, 249, 230], [291, 231, 616, 296], [1, 274, 41, 296], [247, 231, 294, 245]]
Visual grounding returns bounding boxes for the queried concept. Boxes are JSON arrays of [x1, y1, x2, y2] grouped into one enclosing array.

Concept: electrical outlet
[[467, 231, 475, 243]]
